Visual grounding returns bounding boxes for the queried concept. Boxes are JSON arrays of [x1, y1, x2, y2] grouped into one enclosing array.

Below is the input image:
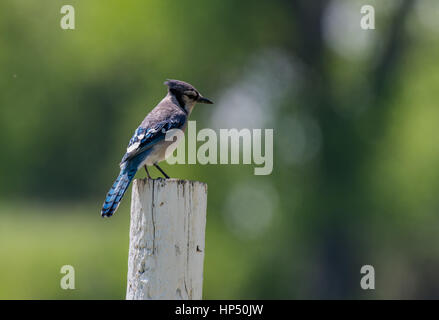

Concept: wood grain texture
[[126, 178, 208, 300]]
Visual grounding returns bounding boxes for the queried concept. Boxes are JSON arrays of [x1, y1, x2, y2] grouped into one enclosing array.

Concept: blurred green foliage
[[1, 0, 439, 299]]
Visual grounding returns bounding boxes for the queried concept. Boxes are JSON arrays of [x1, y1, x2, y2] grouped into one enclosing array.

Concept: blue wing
[[120, 114, 186, 164]]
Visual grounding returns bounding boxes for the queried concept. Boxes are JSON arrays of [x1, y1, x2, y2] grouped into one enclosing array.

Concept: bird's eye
[[185, 90, 198, 99]]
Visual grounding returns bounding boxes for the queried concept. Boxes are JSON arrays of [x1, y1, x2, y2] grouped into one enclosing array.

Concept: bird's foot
[[154, 163, 170, 179], [144, 165, 152, 179]]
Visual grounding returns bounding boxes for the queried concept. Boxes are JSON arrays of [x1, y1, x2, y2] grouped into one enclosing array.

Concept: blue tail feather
[[101, 162, 138, 217], [101, 149, 151, 217]]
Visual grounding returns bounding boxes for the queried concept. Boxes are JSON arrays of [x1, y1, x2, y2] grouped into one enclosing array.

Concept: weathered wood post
[[126, 178, 208, 300]]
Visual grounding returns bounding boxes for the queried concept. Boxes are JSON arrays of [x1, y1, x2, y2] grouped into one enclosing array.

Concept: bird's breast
[[141, 125, 187, 167]]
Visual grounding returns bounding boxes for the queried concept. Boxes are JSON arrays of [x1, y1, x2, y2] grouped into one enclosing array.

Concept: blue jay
[[101, 79, 213, 217]]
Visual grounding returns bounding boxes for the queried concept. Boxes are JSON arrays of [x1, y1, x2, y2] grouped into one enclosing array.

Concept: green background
[[1, 0, 439, 299]]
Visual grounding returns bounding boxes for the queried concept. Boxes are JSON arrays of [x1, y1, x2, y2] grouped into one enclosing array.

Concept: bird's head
[[164, 79, 214, 109]]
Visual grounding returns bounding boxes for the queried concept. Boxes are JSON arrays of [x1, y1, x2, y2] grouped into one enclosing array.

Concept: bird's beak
[[197, 95, 214, 104]]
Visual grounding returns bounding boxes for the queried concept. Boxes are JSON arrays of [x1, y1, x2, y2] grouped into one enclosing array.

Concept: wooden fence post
[[126, 178, 208, 300]]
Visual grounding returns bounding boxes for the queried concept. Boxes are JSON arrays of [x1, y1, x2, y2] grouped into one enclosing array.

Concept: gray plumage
[[101, 79, 213, 217]]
